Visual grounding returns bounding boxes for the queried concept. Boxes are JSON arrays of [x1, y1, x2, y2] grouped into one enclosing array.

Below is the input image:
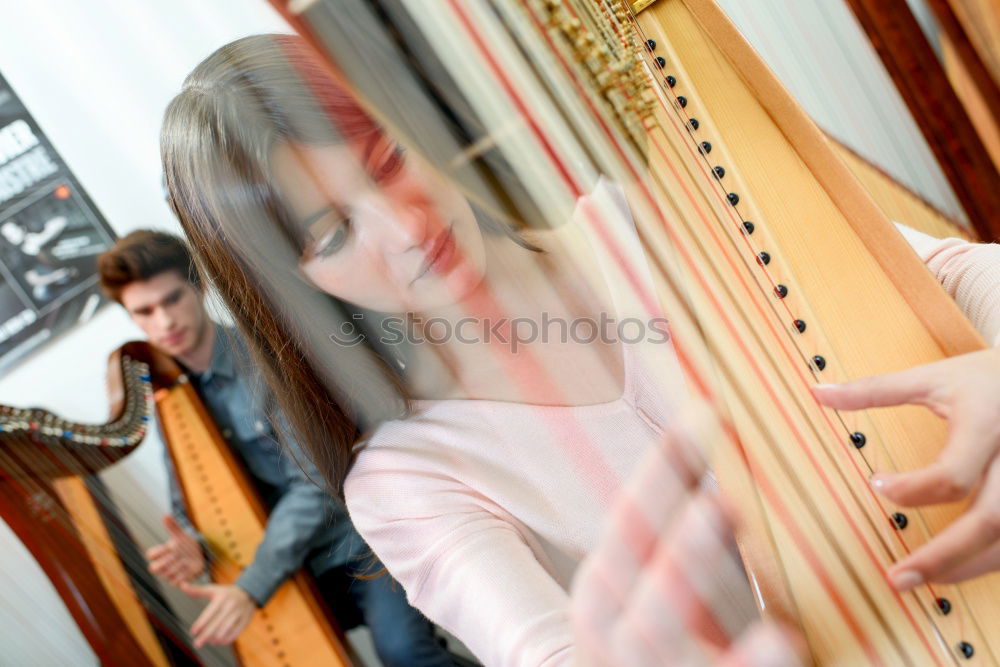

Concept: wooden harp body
[[131, 341, 354, 667], [272, 0, 1000, 663], [0, 345, 183, 665]]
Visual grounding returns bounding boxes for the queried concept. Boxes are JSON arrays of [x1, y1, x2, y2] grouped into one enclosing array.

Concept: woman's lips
[[414, 225, 457, 282]]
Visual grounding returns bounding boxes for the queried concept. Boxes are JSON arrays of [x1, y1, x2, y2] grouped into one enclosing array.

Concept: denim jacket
[[163, 326, 368, 605]]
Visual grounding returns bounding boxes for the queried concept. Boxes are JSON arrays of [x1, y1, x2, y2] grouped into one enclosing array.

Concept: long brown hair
[[161, 34, 411, 495]]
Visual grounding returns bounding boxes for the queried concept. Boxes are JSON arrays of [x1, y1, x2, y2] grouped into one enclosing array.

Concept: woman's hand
[[571, 415, 802, 666], [812, 346, 1000, 590]]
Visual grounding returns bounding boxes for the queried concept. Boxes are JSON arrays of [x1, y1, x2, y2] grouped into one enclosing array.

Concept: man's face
[[120, 270, 209, 358]]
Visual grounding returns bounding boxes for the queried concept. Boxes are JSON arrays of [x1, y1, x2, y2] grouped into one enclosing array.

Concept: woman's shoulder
[[344, 408, 484, 518]]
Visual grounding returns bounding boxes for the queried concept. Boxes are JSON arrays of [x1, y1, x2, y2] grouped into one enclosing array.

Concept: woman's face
[[271, 135, 487, 313]]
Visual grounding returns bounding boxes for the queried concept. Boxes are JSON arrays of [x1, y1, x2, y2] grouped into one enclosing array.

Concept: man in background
[[98, 229, 455, 666]]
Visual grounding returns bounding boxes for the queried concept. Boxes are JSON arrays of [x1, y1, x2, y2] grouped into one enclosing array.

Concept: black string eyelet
[[794, 319, 806, 333], [676, 96, 687, 108], [646, 39, 657, 51], [936, 598, 952, 615], [688, 118, 700, 131], [655, 56, 666, 68], [727, 193, 740, 206], [812, 355, 826, 371], [666, 75, 676, 88], [713, 166, 725, 179], [757, 252, 770, 266], [774, 284, 788, 299], [850, 432, 866, 448], [699, 141, 712, 154], [958, 642, 974, 659], [742, 221, 755, 235], [892, 512, 908, 530]]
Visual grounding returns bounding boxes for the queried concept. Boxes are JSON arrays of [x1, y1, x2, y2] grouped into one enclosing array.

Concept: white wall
[[0, 2, 290, 664], [714, 0, 964, 224]]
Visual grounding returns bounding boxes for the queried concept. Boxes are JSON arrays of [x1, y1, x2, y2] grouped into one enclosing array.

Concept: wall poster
[[0, 72, 116, 374]]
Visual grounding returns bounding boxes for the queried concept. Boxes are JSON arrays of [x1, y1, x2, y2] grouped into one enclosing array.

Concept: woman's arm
[[895, 223, 1000, 345], [345, 430, 800, 666], [345, 451, 575, 666]]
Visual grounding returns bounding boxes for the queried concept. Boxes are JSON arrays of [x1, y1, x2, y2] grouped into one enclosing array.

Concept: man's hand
[[145, 515, 206, 586], [181, 582, 257, 648], [812, 346, 1000, 590]]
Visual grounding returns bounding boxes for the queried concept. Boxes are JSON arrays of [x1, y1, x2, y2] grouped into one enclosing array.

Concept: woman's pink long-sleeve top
[[345, 219, 1000, 666]]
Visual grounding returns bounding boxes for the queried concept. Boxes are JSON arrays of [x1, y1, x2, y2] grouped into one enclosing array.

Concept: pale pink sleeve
[[896, 223, 1000, 346], [344, 449, 574, 667]]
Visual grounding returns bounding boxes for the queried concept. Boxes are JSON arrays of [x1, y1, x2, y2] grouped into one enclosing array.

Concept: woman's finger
[[626, 495, 742, 654], [888, 506, 1000, 590], [811, 364, 941, 413]]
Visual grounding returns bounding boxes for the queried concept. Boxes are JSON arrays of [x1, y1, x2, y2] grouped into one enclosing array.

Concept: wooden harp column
[[131, 342, 355, 667]]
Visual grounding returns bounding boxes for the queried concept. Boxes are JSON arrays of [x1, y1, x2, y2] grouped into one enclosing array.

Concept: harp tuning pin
[[742, 221, 755, 235], [958, 642, 974, 659], [850, 432, 866, 448], [757, 251, 771, 266], [794, 319, 806, 333], [812, 355, 826, 371], [727, 192, 740, 206], [713, 166, 725, 179], [892, 512, 908, 530], [699, 141, 712, 154], [666, 75, 676, 87], [646, 39, 656, 51], [936, 598, 952, 615], [774, 284, 788, 298]]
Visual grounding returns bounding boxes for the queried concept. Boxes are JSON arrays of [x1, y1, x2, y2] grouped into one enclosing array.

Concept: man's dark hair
[[97, 229, 201, 303]]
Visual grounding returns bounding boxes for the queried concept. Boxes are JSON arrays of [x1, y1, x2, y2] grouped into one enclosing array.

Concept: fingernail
[[813, 383, 836, 391], [870, 473, 892, 491], [891, 569, 923, 591]]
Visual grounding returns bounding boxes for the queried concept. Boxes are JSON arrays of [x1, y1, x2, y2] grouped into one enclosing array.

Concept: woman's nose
[[377, 199, 431, 254]]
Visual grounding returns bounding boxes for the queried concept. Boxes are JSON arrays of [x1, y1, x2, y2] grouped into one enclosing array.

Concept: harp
[[0, 341, 354, 666], [136, 341, 355, 667], [268, 0, 1000, 663], [0, 344, 190, 665]]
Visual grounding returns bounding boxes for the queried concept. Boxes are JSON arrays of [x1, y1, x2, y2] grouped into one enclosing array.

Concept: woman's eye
[[373, 145, 406, 183], [313, 219, 351, 257]]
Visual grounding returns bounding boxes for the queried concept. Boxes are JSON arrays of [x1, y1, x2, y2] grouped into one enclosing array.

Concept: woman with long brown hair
[[160, 33, 1000, 665]]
